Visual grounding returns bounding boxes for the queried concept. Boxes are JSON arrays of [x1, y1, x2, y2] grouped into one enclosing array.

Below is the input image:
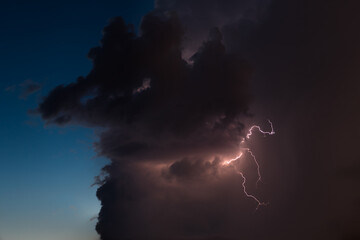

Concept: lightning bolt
[[222, 120, 275, 210], [235, 169, 269, 211]]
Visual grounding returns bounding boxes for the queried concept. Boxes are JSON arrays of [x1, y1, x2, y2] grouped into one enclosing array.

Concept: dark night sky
[[2, 1, 360, 240]]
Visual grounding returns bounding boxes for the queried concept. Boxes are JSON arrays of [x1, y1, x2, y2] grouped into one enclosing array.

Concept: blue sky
[[0, 1, 153, 239]]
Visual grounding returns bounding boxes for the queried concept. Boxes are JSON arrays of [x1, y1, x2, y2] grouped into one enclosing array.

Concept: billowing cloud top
[[38, 12, 252, 162]]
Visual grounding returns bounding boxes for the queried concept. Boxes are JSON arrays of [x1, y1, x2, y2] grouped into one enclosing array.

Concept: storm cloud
[[38, 0, 360, 239], [38, 8, 254, 240]]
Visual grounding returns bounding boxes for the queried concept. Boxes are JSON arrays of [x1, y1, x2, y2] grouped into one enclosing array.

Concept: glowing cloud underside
[[222, 120, 275, 210]]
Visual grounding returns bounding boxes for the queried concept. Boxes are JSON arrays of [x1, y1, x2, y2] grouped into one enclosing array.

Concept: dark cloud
[[39, 14, 250, 131], [155, 0, 270, 60], [38, 9, 253, 240], [38, 0, 360, 239], [219, 0, 360, 239]]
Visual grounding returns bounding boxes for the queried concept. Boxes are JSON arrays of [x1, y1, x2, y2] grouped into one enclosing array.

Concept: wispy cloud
[[4, 79, 42, 99]]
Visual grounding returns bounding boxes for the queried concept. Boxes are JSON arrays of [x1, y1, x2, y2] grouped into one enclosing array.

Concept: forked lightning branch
[[222, 120, 275, 210]]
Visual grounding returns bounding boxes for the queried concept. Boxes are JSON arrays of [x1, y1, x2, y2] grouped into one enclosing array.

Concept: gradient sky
[[0, 1, 153, 239]]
